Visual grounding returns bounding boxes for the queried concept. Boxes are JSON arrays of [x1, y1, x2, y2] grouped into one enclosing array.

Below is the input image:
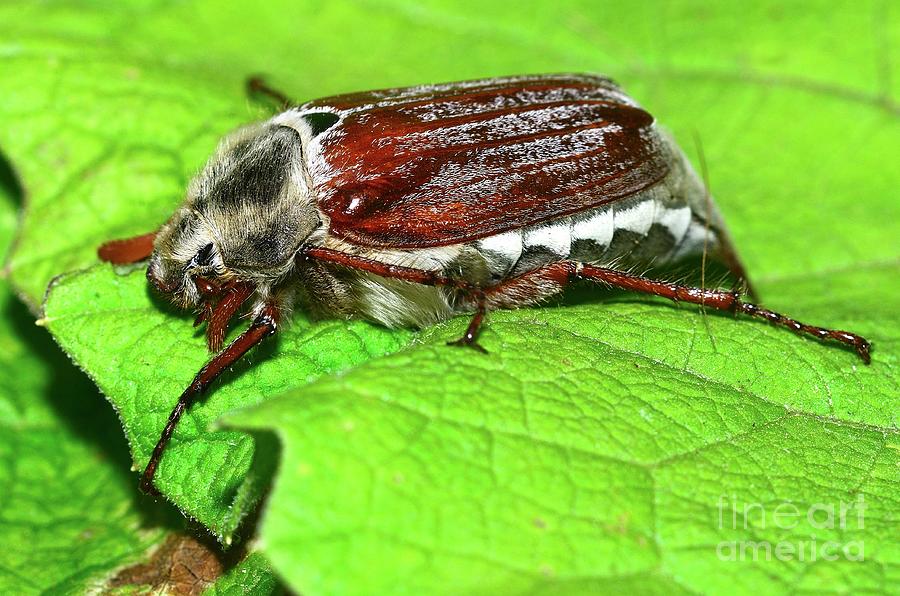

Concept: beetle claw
[[446, 337, 489, 354]]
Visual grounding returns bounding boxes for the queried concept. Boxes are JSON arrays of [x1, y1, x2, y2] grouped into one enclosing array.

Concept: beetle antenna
[[97, 231, 157, 264]]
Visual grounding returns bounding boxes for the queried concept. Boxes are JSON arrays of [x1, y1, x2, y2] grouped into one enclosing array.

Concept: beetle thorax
[[148, 121, 320, 304]]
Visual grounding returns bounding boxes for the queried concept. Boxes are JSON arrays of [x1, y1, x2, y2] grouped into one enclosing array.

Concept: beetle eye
[[190, 243, 214, 269]]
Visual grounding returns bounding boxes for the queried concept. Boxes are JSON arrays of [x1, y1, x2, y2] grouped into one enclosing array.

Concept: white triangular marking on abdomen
[[571, 207, 614, 248], [655, 204, 692, 244], [613, 199, 655, 235], [476, 230, 523, 277], [523, 219, 572, 259], [672, 220, 711, 259]]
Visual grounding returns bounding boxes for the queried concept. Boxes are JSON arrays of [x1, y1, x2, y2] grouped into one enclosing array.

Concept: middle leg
[[304, 248, 870, 362], [446, 262, 581, 350]]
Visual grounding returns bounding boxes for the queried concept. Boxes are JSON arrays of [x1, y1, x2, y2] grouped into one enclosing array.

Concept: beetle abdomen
[[470, 131, 723, 282], [473, 197, 714, 281]]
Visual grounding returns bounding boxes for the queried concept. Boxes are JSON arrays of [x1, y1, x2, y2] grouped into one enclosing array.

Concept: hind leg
[[575, 263, 870, 363], [452, 260, 869, 363]]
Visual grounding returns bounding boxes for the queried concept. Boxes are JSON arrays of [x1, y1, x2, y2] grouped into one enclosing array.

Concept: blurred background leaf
[[0, 150, 173, 592]]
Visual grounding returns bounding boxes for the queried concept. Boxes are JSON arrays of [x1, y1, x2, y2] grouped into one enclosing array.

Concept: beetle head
[[146, 206, 225, 307], [148, 121, 321, 307]]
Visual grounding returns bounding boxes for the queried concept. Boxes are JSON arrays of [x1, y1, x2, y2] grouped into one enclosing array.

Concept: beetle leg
[[140, 303, 280, 495], [193, 276, 221, 328], [447, 259, 869, 363], [575, 263, 871, 364], [303, 247, 468, 289], [194, 305, 212, 328], [246, 76, 293, 110], [447, 295, 488, 353], [716, 238, 759, 302], [98, 232, 157, 264], [304, 247, 496, 350], [304, 248, 569, 352], [204, 282, 256, 352], [304, 248, 868, 362]]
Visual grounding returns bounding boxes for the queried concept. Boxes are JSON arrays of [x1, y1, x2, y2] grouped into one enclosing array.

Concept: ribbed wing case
[[300, 74, 670, 248]]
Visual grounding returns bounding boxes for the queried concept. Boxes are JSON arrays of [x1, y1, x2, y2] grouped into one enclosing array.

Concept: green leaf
[[0, 188, 174, 591], [231, 262, 899, 594], [42, 265, 411, 537], [0, 161, 18, 265], [204, 552, 282, 596], [2, 0, 899, 593]]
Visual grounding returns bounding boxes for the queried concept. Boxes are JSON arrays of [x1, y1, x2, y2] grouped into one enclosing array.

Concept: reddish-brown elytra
[[98, 74, 872, 495]]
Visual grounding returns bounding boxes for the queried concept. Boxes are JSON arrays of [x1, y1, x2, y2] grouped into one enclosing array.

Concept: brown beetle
[[99, 74, 872, 494]]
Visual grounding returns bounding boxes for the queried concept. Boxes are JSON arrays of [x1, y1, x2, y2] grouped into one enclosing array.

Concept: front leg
[[192, 278, 257, 352], [140, 303, 280, 495]]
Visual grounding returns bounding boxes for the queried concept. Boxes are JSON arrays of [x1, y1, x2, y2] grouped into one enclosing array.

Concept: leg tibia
[[578, 264, 871, 363]]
